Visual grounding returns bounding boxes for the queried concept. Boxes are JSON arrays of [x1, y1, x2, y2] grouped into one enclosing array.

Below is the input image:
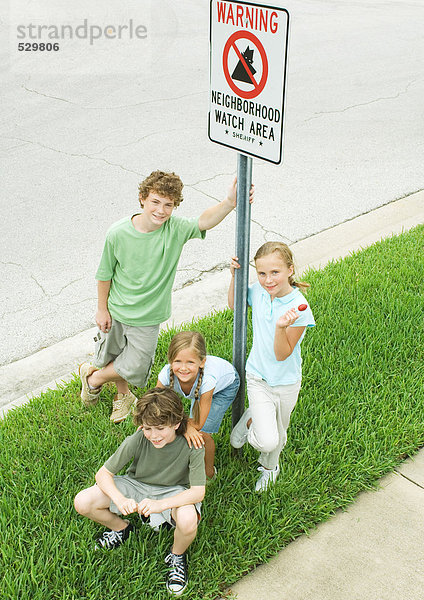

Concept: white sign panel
[[209, 1, 289, 164]]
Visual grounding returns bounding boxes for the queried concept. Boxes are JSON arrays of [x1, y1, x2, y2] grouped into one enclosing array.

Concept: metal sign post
[[208, 1, 289, 428], [232, 153, 252, 427]]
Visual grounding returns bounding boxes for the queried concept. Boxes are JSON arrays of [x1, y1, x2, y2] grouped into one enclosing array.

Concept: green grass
[[1, 225, 424, 599]]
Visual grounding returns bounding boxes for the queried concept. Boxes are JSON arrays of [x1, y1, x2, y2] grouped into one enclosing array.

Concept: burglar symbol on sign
[[231, 46, 256, 84]]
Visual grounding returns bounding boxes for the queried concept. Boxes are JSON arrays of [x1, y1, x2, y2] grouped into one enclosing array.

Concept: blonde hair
[[167, 331, 206, 424], [133, 387, 187, 435], [254, 242, 310, 291]]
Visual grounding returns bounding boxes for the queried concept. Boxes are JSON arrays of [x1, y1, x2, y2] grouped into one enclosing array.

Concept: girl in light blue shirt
[[228, 242, 315, 492]]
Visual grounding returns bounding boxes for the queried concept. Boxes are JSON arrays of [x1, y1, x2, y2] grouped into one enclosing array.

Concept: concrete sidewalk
[[1, 190, 423, 600], [229, 451, 424, 600]]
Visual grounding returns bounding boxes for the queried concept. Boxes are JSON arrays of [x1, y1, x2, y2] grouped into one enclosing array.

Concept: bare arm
[[198, 196, 234, 231], [274, 309, 306, 361], [198, 178, 254, 231], [184, 389, 214, 449], [96, 280, 112, 332], [95, 465, 138, 516], [137, 486, 205, 517]]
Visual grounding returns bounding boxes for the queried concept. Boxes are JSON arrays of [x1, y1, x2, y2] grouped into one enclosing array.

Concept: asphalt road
[[1, 0, 423, 365]]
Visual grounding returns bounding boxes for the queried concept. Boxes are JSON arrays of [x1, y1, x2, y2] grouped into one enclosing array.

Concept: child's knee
[[174, 506, 198, 535], [253, 430, 279, 454], [74, 488, 94, 516]]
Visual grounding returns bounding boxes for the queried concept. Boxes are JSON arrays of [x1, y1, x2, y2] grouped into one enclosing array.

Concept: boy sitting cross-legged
[[74, 387, 206, 596]]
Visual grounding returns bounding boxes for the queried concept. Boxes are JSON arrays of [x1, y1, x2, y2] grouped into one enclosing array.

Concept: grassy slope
[[1, 225, 423, 599]]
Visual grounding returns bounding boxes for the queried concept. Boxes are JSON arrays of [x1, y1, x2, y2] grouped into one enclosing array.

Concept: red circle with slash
[[222, 30, 268, 99]]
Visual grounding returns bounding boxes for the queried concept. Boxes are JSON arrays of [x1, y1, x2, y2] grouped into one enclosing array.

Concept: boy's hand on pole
[[226, 177, 255, 208], [96, 308, 112, 333]]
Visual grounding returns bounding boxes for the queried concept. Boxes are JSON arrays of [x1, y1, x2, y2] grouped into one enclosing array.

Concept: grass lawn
[[1, 225, 423, 599]]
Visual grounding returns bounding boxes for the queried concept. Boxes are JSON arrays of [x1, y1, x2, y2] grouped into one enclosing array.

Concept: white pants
[[246, 373, 301, 470]]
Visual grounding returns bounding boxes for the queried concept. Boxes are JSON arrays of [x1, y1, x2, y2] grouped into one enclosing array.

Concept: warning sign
[[209, 1, 289, 164]]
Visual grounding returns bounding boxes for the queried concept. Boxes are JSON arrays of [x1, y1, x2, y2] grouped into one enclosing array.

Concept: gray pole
[[232, 153, 253, 428]]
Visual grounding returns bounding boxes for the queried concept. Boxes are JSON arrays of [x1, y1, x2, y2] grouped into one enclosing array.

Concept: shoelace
[[113, 398, 124, 409], [99, 529, 123, 548], [257, 466, 274, 479], [168, 555, 186, 585]]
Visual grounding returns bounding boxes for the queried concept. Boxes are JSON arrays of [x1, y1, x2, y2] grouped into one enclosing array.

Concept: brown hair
[[254, 242, 310, 291], [138, 170, 184, 208], [133, 387, 188, 435], [167, 331, 206, 425]]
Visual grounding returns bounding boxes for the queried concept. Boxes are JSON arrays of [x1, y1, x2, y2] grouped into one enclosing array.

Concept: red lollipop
[[298, 304, 307, 311]]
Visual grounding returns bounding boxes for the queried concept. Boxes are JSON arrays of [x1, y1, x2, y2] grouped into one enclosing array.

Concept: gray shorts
[[110, 475, 202, 529], [94, 318, 159, 387]]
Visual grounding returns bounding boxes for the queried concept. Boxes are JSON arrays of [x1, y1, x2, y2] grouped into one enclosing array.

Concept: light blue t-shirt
[[246, 282, 315, 386], [158, 356, 236, 398]]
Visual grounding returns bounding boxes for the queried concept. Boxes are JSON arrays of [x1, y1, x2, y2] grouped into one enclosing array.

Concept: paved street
[[1, 0, 423, 365]]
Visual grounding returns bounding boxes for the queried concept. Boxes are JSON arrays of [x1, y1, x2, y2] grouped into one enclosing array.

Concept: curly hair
[[138, 170, 184, 208], [133, 387, 188, 435], [254, 241, 310, 292]]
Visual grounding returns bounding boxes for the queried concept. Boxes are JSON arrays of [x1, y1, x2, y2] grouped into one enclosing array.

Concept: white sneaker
[[255, 465, 280, 492], [230, 409, 251, 448]]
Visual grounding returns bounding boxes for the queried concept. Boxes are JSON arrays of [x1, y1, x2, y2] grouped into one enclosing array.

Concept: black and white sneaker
[[165, 551, 188, 596], [94, 522, 134, 550]]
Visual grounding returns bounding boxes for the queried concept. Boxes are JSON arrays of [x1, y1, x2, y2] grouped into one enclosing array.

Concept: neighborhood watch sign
[[208, 1, 289, 164]]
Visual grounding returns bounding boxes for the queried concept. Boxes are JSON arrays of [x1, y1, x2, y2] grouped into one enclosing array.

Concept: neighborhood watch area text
[[211, 90, 280, 140]]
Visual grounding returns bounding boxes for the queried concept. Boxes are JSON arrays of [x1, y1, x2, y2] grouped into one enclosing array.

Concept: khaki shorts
[[110, 474, 202, 529], [94, 318, 159, 387]]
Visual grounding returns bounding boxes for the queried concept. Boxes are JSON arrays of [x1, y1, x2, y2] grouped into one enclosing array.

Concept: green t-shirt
[[95, 215, 206, 326], [103, 430, 206, 487]]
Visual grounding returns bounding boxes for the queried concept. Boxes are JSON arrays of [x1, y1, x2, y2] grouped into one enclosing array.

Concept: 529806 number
[[18, 43, 59, 51]]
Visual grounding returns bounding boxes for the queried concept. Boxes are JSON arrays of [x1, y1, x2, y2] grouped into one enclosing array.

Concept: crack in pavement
[[2, 136, 144, 176], [304, 79, 420, 122], [175, 262, 230, 289], [394, 469, 424, 491], [89, 126, 200, 157], [187, 171, 236, 187], [251, 218, 293, 244], [1, 261, 87, 305], [22, 85, 206, 110]]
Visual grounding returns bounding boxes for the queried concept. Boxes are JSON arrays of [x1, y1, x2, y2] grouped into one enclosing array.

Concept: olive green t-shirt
[[95, 215, 206, 326], [103, 430, 206, 488]]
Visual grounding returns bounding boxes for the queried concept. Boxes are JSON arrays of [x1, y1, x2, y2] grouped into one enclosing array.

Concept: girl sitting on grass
[[228, 242, 315, 492], [157, 331, 240, 479]]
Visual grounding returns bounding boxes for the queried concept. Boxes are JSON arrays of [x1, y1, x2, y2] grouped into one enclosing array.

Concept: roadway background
[[1, 0, 423, 366]]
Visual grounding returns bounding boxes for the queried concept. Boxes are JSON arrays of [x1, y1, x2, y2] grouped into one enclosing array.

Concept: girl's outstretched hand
[[276, 308, 299, 329], [230, 256, 241, 276], [184, 422, 205, 449]]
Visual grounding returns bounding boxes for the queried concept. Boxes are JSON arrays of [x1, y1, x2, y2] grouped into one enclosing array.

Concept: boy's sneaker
[[79, 362, 102, 407], [230, 409, 251, 448], [110, 391, 137, 423], [255, 465, 280, 493], [94, 522, 134, 550], [165, 551, 188, 596]]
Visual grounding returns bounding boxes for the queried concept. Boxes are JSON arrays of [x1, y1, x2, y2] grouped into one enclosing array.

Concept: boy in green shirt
[[74, 387, 206, 596], [79, 170, 253, 422]]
